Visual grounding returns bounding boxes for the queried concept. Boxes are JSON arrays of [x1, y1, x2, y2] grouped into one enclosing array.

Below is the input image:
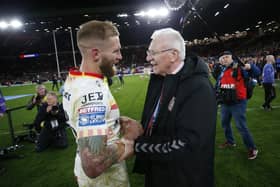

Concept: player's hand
[[0, 113, 4, 118], [118, 138, 135, 162], [120, 116, 143, 140]]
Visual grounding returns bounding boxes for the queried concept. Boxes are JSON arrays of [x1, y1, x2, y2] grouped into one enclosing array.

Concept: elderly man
[[121, 28, 217, 187]]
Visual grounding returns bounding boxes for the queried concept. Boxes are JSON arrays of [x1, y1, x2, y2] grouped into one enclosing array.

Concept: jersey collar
[[69, 68, 104, 79]]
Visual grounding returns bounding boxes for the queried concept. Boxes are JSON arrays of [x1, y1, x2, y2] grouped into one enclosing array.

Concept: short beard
[[100, 57, 115, 77]]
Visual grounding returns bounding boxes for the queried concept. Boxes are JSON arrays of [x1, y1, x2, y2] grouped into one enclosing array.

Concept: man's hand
[[118, 138, 135, 162], [0, 113, 4, 118], [32, 96, 37, 104], [46, 105, 52, 113], [120, 116, 143, 140]]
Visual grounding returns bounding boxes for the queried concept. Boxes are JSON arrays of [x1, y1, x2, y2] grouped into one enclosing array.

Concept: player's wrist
[[115, 141, 125, 158], [117, 138, 135, 162]]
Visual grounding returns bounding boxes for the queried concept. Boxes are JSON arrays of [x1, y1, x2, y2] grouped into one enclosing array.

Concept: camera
[[50, 105, 59, 115], [216, 88, 237, 105], [34, 94, 42, 103]]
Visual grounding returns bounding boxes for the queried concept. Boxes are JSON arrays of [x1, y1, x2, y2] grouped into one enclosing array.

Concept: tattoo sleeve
[[78, 135, 124, 178]]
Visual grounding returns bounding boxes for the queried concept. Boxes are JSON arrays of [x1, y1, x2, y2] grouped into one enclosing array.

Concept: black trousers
[[263, 83, 276, 108], [36, 128, 68, 152], [52, 82, 59, 91], [119, 76, 124, 85]]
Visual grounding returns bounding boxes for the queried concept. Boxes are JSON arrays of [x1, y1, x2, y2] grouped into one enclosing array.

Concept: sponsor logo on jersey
[[79, 106, 106, 114], [78, 106, 106, 126], [81, 92, 103, 104], [79, 113, 105, 126], [63, 91, 71, 101]]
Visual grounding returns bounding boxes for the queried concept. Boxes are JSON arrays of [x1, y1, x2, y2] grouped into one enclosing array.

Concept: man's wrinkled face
[[146, 38, 174, 76], [99, 36, 122, 77]]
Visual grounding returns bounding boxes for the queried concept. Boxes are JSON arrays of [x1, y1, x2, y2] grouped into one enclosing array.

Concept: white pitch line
[[246, 105, 280, 111], [0, 129, 30, 135]]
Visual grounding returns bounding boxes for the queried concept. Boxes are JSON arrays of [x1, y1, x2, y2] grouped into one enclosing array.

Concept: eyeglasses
[[146, 48, 174, 57]]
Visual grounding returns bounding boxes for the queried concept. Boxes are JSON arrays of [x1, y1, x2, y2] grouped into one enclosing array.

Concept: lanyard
[[145, 90, 163, 136]]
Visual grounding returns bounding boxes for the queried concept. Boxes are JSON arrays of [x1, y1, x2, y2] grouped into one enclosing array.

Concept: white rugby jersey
[[63, 70, 129, 187], [63, 70, 121, 142]]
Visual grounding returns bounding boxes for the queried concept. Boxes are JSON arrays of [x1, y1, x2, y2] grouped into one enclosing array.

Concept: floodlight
[[145, 8, 169, 18], [134, 11, 146, 17], [117, 13, 128, 17], [224, 3, 229, 9], [158, 8, 169, 17], [0, 21, 8, 29], [10, 19, 23, 29], [146, 9, 158, 18]]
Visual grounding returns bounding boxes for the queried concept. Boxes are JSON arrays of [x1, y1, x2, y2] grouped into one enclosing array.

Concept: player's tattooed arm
[[78, 135, 124, 178]]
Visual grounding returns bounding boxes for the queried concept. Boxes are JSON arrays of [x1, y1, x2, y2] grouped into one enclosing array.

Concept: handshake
[[118, 116, 144, 162], [120, 116, 143, 140]]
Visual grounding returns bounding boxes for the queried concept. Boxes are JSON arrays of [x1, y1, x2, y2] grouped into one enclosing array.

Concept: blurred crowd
[[1, 30, 279, 85]]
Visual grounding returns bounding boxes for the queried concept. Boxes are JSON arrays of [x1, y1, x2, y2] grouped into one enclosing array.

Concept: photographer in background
[[26, 84, 48, 111], [33, 92, 68, 152], [216, 51, 260, 160]]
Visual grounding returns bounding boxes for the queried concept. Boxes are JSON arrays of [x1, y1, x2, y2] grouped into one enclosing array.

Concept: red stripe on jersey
[[111, 103, 118, 110], [69, 69, 104, 79]]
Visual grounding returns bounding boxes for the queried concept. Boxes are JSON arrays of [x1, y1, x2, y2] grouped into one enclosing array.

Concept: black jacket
[[34, 103, 67, 132], [26, 94, 46, 111], [133, 55, 217, 187]]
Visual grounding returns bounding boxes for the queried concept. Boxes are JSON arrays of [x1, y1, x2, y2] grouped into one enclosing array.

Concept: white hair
[[266, 55, 275, 63], [151, 28, 185, 61], [36, 84, 46, 90]]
